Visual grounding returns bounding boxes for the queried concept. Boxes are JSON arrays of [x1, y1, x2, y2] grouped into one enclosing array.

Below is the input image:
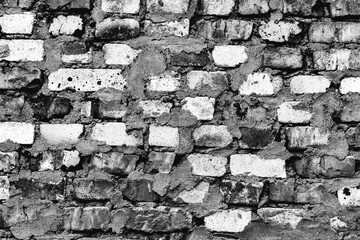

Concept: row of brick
[[3, 0, 359, 18]]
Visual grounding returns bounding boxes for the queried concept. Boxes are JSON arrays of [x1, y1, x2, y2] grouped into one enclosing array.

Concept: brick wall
[[0, 0, 360, 239]]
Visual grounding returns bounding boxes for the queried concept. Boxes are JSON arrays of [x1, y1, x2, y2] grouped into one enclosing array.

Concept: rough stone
[[95, 18, 140, 40], [193, 125, 233, 147], [204, 209, 252, 233], [238, 0, 269, 15], [286, 127, 330, 149], [49, 16, 83, 36], [103, 44, 141, 65], [258, 208, 305, 229], [147, 0, 189, 14], [144, 19, 189, 37], [74, 178, 115, 200], [263, 47, 303, 69], [239, 73, 282, 96], [220, 180, 263, 205], [145, 152, 175, 174], [92, 152, 138, 175], [199, 0, 235, 15], [65, 207, 110, 231], [123, 179, 159, 202], [101, 0, 140, 13], [259, 20, 302, 42], [181, 97, 215, 120], [176, 181, 210, 203]]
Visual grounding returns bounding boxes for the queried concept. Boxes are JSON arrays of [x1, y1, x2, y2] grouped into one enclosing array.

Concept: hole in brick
[[343, 188, 351, 196], [68, 77, 73, 82]]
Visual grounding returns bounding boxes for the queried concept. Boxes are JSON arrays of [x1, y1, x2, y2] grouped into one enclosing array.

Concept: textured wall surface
[[1, 0, 360, 239]]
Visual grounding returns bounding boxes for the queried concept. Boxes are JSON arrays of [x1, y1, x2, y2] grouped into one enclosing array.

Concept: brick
[[19, 0, 35, 8], [144, 19, 189, 37], [74, 178, 115, 200], [96, 18, 140, 40], [94, 99, 127, 119], [0, 95, 24, 119], [313, 49, 354, 71], [181, 97, 215, 120], [193, 125, 232, 147], [123, 179, 159, 202], [138, 100, 172, 117], [146, 71, 181, 92], [198, 19, 253, 40], [65, 207, 110, 231], [126, 207, 192, 232], [283, 0, 323, 16], [204, 209, 251, 233], [230, 154, 286, 178], [0, 40, 44, 62], [48, 69, 126, 92], [103, 44, 141, 65], [322, 156, 355, 178], [0, 13, 35, 34], [220, 180, 263, 205], [176, 181, 210, 203], [92, 152, 138, 175], [259, 20, 302, 42], [62, 150, 81, 168], [239, 73, 282, 96], [258, 208, 304, 229], [0, 122, 34, 144], [277, 101, 312, 124], [149, 125, 179, 148], [171, 50, 209, 67], [187, 71, 228, 97], [338, 187, 360, 206], [188, 154, 227, 177], [91, 123, 143, 146], [239, 127, 275, 149], [0, 151, 18, 172], [0, 67, 41, 89], [48, 0, 91, 9], [340, 77, 360, 94], [310, 22, 360, 43], [328, 0, 360, 17], [290, 75, 331, 94], [49, 16, 82, 36], [238, 0, 269, 15], [101, 0, 140, 13], [212, 45, 247, 67], [145, 152, 175, 174], [147, 0, 189, 14], [0, 176, 10, 200], [40, 124, 83, 145], [199, 0, 235, 15], [286, 127, 329, 149], [61, 52, 92, 64], [263, 47, 303, 69], [341, 100, 360, 122]]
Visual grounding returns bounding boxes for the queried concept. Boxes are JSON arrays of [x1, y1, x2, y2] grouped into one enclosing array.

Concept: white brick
[[0, 40, 44, 62], [340, 77, 360, 94], [0, 12, 35, 34], [48, 69, 126, 92], [204, 209, 251, 233], [0, 176, 10, 200], [277, 102, 312, 124], [101, 0, 140, 13], [238, 0, 269, 15], [330, 217, 348, 231], [63, 150, 81, 168], [40, 124, 83, 145], [49, 16, 83, 36], [91, 123, 143, 146], [176, 181, 210, 203], [338, 187, 360, 206], [290, 75, 330, 94], [62, 52, 92, 64], [0, 122, 34, 144], [0, 151, 18, 172], [181, 97, 215, 120], [188, 154, 227, 177], [313, 49, 351, 71], [310, 22, 360, 43], [200, 0, 235, 16], [138, 100, 172, 117], [147, 0, 189, 14], [230, 154, 286, 178], [147, 72, 181, 92], [81, 101, 92, 117], [286, 127, 329, 149], [103, 44, 141, 65], [39, 152, 55, 171], [193, 125, 233, 147], [149, 125, 179, 148], [212, 45, 247, 67], [144, 19, 189, 37], [239, 73, 282, 96], [258, 208, 304, 229], [259, 21, 301, 42]]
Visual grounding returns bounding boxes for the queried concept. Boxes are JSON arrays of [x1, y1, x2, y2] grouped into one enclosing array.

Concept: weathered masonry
[[1, 0, 360, 239]]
